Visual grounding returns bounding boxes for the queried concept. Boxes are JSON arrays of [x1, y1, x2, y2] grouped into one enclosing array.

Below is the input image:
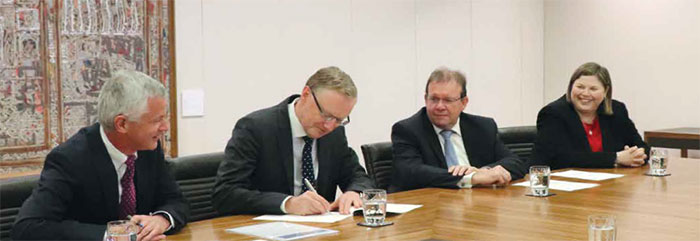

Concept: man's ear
[[460, 96, 469, 111], [113, 115, 129, 134]]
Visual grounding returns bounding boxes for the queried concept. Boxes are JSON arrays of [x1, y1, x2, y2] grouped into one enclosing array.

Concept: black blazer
[[12, 123, 188, 240], [389, 108, 527, 192], [213, 95, 373, 215], [532, 95, 649, 170]]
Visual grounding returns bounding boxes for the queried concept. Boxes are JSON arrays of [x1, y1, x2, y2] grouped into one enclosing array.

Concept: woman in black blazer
[[532, 62, 648, 170]]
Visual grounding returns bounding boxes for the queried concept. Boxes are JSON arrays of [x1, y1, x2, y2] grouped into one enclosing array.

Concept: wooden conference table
[[169, 158, 700, 240]]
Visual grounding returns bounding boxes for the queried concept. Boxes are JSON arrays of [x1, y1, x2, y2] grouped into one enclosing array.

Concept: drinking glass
[[529, 166, 551, 196], [649, 149, 668, 176], [361, 189, 387, 225], [104, 220, 137, 241], [588, 214, 616, 241]]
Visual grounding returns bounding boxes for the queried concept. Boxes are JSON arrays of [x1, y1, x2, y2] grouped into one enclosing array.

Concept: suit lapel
[[420, 109, 446, 168], [276, 97, 296, 195], [459, 114, 477, 166], [87, 124, 120, 219], [599, 115, 613, 151], [566, 105, 592, 151], [134, 154, 149, 214], [315, 137, 331, 196]]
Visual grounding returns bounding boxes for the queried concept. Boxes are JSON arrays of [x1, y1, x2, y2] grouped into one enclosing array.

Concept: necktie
[[301, 136, 316, 192], [119, 155, 136, 219], [440, 130, 460, 168]]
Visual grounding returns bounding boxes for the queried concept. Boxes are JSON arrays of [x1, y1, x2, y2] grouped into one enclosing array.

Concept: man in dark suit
[[390, 67, 527, 193], [12, 71, 188, 240], [213, 66, 373, 216]]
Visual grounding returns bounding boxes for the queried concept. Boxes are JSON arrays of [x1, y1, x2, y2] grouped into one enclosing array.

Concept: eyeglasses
[[310, 90, 351, 126], [426, 95, 464, 106]]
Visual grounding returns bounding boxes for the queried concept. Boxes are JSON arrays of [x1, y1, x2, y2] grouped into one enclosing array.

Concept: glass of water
[[104, 220, 138, 241], [361, 189, 387, 225], [649, 149, 668, 176], [588, 214, 616, 241], [529, 166, 551, 196]]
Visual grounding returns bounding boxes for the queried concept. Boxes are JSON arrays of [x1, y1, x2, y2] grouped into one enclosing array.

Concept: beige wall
[[544, 0, 700, 157], [175, 0, 545, 157]]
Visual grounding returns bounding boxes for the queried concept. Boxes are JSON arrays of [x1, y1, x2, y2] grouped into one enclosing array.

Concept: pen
[[126, 215, 144, 228], [303, 178, 317, 193]]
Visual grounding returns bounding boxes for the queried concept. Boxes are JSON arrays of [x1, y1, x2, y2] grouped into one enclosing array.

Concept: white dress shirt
[[99, 126, 174, 230], [432, 117, 475, 188], [280, 97, 319, 213]]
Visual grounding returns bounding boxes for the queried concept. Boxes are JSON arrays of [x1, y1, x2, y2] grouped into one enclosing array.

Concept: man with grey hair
[[389, 67, 527, 192], [12, 70, 188, 240], [214, 66, 372, 215]]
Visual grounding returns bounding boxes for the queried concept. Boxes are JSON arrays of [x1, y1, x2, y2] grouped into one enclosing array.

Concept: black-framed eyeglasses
[[310, 90, 351, 126]]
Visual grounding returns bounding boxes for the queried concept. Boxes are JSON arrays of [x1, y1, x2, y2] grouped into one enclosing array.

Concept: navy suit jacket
[[213, 95, 373, 215], [12, 123, 188, 240], [389, 108, 527, 192], [532, 95, 649, 169]]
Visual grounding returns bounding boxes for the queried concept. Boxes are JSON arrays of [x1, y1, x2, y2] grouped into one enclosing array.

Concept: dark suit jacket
[[11, 123, 188, 240], [532, 95, 649, 170], [213, 95, 373, 215], [389, 108, 527, 192]]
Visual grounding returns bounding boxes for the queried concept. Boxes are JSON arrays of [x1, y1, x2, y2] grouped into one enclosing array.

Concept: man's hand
[[285, 191, 331, 215], [448, 165, 478, 176], [130, 215, 170, 241], [330, 191, 361, 214], [471, 165, 511, 186]]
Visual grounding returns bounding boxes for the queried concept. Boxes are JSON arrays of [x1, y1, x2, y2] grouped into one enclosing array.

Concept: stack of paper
[[551, 170, 624, 181], [227, 222, 338, 241]]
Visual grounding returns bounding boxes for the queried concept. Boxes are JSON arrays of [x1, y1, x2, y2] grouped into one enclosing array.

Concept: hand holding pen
[[282, 178, 330, 215]]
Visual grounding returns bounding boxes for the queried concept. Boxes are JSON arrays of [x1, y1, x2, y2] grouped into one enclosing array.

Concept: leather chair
[[360, 142, 393, 191], [498, 125, 537, 164], [0, 175, 39, 240], [166, 152, 225, 222]]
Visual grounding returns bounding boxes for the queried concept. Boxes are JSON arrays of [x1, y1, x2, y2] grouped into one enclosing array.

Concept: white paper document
[[514, 180, 599, 192], [551, 170, 624, 181], [226, 222, 338, 241], [253, 212, 351, 223], [351, 203, 423, 214]]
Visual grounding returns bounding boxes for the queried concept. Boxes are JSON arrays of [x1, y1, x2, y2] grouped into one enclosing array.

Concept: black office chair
[[498, 125, 537, 164], [166, 152, 225, 222], [360, 142, 393, 191], [0, 175, 39, 240]]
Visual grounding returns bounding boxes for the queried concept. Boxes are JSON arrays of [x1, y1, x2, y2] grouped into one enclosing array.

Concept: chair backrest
[[498, 125, 537, 164], [360, 142, 393, 191], [0, 175, 39, 240], [166, 152, 225, 222]]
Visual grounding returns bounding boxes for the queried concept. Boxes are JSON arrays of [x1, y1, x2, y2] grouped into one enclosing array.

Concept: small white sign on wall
[[181, 89, 205, 117]]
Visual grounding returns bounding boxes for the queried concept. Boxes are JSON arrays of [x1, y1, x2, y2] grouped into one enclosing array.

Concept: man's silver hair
[[97, 70, 166, 131]]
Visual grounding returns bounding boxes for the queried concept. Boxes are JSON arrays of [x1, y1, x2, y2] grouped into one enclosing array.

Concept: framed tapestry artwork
[[0, 0, 177, 174]]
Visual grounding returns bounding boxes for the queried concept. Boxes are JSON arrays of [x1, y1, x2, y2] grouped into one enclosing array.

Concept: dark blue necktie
[[301, 136, 316, 192]]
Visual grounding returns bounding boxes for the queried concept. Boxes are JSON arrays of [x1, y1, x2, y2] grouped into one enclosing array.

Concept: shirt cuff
[[280, 196, 293, 214], [457, 172, 476, 188], [150, 211, 174, 231]]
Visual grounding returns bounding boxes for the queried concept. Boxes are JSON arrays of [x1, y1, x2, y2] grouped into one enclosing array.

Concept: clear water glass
[[104, 220, 137, 241], [649, 149, 668, 176], [588, 214, 616, 241], [361, 189, 387, 225], [529, 165, 551, 196]]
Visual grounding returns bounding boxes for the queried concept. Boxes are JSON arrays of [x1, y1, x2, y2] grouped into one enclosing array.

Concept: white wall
[[175, 0, 545, 158], [544, 0, 700, 157]]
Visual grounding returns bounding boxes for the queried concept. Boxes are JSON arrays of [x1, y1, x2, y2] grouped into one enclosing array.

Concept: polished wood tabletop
[[169, 158, 700, 241]]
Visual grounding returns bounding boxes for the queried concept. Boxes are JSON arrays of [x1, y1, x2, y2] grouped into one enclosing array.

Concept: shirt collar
[[288, 97, 308, 138], [432, 117, 462, 137], [100, 125, 137, 164]]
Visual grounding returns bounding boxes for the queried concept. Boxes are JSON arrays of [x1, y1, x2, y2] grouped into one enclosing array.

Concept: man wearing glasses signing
[[213, 66, 372, 216], [389, 67, 527, 193]]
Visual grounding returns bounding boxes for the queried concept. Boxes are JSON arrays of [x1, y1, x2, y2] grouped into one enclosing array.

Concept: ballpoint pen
[[303, 178, 317, 193], [126, 215, 144, 227]]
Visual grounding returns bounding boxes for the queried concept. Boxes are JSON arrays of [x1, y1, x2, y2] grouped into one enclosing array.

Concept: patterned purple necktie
[[118, 155, 136, 220]]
